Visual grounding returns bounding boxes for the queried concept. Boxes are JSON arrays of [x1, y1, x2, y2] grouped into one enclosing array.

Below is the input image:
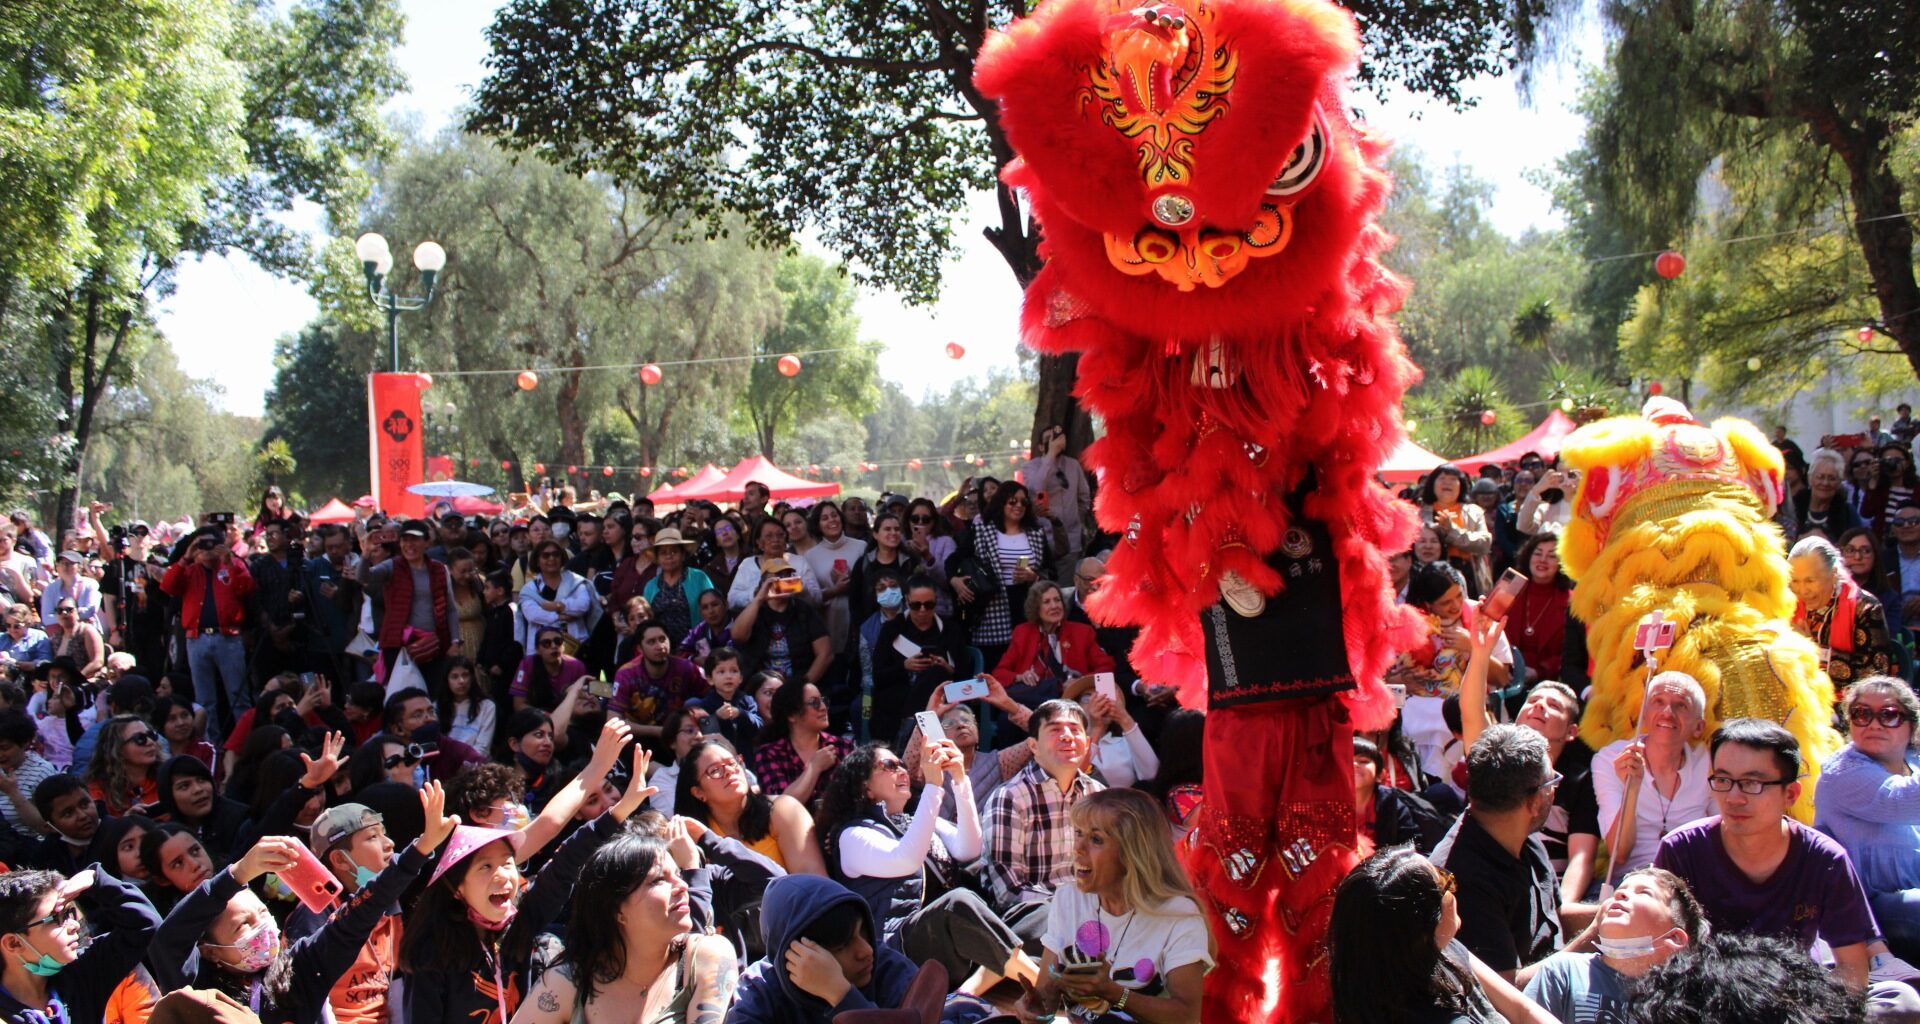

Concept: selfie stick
[[1603, 611, 1675, 892]]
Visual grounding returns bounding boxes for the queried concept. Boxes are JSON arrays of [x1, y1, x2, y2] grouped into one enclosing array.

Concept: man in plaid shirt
[[982, 699, 1105, 944]]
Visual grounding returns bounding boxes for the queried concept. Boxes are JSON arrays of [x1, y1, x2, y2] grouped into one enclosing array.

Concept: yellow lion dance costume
[[1558, 397, 1841, 820]]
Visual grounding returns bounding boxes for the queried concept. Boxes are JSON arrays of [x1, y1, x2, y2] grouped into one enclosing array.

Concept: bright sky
[[155, 0, 1600, 417]]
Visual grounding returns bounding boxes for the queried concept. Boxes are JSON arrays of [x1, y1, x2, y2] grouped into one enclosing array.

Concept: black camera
[[209, 512, 235, 526]]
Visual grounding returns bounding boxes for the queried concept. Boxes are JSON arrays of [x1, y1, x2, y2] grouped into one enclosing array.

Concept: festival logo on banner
[[426, 455, 455, 482], [368, 373, 432, 518]]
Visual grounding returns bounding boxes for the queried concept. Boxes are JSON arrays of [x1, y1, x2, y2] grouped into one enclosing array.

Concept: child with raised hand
[[400, 740, 656, 1024], [149, 781, 462, 1024], [0, 864, 161, 1024]]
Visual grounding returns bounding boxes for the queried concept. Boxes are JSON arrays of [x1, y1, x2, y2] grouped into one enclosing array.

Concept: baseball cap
[[440, 511, 465, 525], [399, 519, 433, 539], [57, 550, 84, 564], [352, 495, 377, 509], [311, 803, 384, 863]]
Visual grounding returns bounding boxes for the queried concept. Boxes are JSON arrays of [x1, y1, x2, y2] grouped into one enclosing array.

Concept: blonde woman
[[1024, 789, 1211, 1024]]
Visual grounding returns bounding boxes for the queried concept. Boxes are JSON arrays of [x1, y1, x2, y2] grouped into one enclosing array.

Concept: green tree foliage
[[263, 323, 372, 501], [738, 255, 879, 457], [78, 337, 258, 522], [1570, 0, 1920, 383], [1406, 365, 1523, 458]]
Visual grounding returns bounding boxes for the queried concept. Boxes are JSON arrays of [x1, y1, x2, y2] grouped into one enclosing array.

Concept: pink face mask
[[206, 918, 280, 973]]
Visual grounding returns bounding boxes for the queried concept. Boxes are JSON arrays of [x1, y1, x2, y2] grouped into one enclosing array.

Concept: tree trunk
[[556, 350, 587, 488], [1808, 111, 1920, 381]]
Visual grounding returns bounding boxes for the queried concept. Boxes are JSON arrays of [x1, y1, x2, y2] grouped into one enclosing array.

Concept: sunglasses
[[875, 757, 908, 774], [803, 697, 827, 710], [909, 516, 933, 525], [537, 637, 565, 649], [124, 731, 158, 747], [1849, 706, 1913, 730], [701, 756, 746, 781], [56, 607, 75, 615], [1897, 517, 1920, 527], [907, 600, 936, 611], [21, 904, 80, 931]]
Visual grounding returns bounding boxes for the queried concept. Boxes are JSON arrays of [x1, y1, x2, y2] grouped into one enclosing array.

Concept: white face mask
[[1597, 928, 1677, 961]]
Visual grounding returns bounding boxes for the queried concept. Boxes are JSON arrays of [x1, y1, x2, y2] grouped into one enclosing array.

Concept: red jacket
[[160, 556, 256, 635], [992, 621, 1116, 690]]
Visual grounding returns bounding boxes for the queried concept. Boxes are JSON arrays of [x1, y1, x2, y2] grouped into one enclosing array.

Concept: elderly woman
[[1418, 465, 1493, 597], [991, 580, 1115, 710], [1816, 676, 1920, 962], [1796, 447, 1865, 539], [1790, 535, 1895, 694]]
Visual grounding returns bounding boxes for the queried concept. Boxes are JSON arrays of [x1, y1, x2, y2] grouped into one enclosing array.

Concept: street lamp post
[[354, 232, 447, 372]]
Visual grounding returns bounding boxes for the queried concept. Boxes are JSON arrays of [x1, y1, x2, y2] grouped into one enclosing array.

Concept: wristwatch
[[1112, 988, 1130, 1013]]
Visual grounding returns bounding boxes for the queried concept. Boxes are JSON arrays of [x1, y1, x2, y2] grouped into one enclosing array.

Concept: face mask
[[353, 863, 380, 890], [207, 919, 280, 973], [1596, 932, 1660, 960], [502, 802, 532, 832], [876, 588, 903, 610], [14, 937, 64, 977], [552, 523, 571, 540], [467, 899, 519, 932]]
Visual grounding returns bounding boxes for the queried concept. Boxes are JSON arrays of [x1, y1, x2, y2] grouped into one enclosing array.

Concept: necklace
[[1519, 586, 1558, 638], [1098, 901, 1138, 961]]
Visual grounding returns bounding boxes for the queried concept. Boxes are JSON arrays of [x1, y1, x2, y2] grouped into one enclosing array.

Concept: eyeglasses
[[124, 731, 158, 747], [803, 697, 827, 710], [1532, 770, 1565, 792], [21, 904, 79, 931], [1707, 774, 1795, 795], [1896, 517, 1920, 528], [907, 600, 936, 611], [537, 637, 564, 649], [1844, 545, 1877, 557], [701, 756, 746, 781], [875, 757, 908, 774], [56, 607, 75, 615], [909, 516, 933, 525], [1849, 706, 1913, 730], [1433, 866, 1457, 896]]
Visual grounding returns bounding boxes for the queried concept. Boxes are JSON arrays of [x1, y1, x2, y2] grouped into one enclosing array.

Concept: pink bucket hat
[[427, 824, 524, 887]]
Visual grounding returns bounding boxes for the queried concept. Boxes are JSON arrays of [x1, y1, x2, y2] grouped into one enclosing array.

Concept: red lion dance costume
[[977, 2, 1422, 1020]]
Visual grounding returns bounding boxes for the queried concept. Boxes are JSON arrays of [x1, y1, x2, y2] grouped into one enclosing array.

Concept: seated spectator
[[1067, 681, 1158, 789], [151, 695, 215, 774], [437, 655, 497, 753], [510, 626, 589, 712], [1330, 845, 1556, 1024], [1818, 677, 1920, 964], [30, 680, 82, 772], [1355, 736, 1444, 854], [610, 619, 707, 739], [901, 689, 1035, 817], [870, 576, 967, 746], [382, 686, 485, 782], [1522, 867, 1706, 1024], [1507, 533, 1572, 686], [1434, 724, 1564, 984], [681, 588, 733, 664], [990, 581, 1115, 710], [641, 528, 716, 653], [1656, 717, 1920, 1009], [89, 813, 158, 889], [818, 740, 1037, 997], [751, 681, 851, 807], [982, 699, 1105, 947], [1798, 447, 1866, 540], [0, 606, 50, 673], [72, 676, 155, 781], [1398, 562, 1512, 775], [1629, 932, 1873, 1024], [1593, 671, 1714, 877], [139, 822, 216, 914], [1843, 527, 1905, 618], [1793, 535, 1898, 694], [152, 755, 246, 868], [727, 519, 823, 612], [512, 832, 739, 1024], [0, 709, 57, 854], [398, 764, 651, 1024], [689, 650, 763, 758], [26, 776, 98, 874], [84, 714, 162, 817], [152, 796, 457, 1024], [1023, 789, 1211, 1022], [0, 866, 161, 1024], [726, 874, 919, 1024], [676, 737, 826, 876], [731, 560, 831, 689]]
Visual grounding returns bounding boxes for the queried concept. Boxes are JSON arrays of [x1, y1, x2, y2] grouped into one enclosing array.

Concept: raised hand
[[586, 716, 634, 777], [298, 731, 348, 789], [415, 780, 461, 853], [234, 836, 303, 885], [612, 746, 657, 822]]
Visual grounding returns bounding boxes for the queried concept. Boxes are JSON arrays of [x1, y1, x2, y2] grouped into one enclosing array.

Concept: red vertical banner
[[368, 373, 431, 519]]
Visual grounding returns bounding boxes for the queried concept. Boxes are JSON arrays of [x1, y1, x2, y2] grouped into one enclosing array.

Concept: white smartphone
[[1093, 671, 1120, 704], [892, 634, 924, 659], [914, 710, 947, 744], [942, 677, 992, 703]]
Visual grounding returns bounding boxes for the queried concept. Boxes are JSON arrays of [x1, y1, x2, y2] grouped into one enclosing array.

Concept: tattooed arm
[[687, 933, 741, 1024], [509, 962, 576, 1024]]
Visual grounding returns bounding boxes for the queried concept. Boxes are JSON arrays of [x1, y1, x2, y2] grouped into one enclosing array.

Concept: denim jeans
[[186, 632, 250, 730]]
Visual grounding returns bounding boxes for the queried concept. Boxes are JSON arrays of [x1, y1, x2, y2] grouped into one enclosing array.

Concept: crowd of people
[[0, 413, 1918, 1024]]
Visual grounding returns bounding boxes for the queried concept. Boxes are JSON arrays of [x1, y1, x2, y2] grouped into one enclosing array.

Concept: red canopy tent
[[678, 455, 841, 502], [307, 498, 357, 525], [648, 463, 726, 506], [1379, 437, 1448, 484], [450, 494, 505, 515], [1453, 409, 1580, 473]]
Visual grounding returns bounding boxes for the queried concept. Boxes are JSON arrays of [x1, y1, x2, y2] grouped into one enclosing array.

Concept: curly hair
[[1628, 932, 1862, 1024], [84, 714, 155, 814], [814, 743, 893, 843], [445, 761, 527, 821]]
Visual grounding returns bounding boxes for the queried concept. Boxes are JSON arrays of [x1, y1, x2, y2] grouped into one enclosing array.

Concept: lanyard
[[482, 945, 510, 1024]]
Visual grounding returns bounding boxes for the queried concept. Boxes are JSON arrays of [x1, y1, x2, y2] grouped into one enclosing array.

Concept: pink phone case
[[279, 839, 345, 914]]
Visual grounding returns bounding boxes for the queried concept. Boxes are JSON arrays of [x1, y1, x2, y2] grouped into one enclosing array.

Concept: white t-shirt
[[1592, 738, 1714, 875], [1043, 887, 1214, 1003]]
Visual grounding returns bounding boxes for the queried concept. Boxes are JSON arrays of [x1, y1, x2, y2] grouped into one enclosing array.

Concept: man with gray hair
[[1593, 671, 1715, 879], [1435, 723, 1565, 984]]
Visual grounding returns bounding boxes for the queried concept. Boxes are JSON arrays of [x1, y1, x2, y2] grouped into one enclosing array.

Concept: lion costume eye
[[1266, 109, 1327, 198]]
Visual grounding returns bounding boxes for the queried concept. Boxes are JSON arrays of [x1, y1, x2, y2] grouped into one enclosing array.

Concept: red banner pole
[[368, 373, 430, 519]]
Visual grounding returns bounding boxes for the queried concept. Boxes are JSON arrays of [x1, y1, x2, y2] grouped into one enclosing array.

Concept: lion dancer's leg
[[1191, 698, 1361, 1024]]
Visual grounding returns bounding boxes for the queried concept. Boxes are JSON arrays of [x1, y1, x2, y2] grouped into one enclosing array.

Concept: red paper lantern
[[1860, 326, 1876, 343], [1654, 250, 1685, 279], [516, 370, 538, 391], [468, 458, 479, 467], [945, 342, 965, 360], [640, 363, 663, 386], [1009, 455, 1020, 465], [638, 466, 651, 477], [500, 460, 512, 470], [418, 373, 434, 389], [942, 460, 952, 469], [908, 458, 923, 470], [809, 464, 820, 473], [1648, 381, 1663, 396], [833, 465, 843, 474], [777, 354, 802, 377], [1479, 409, 1497, 426], [533, 463, 545, 474], [602, 466, 614, 477], [566, 465, 578, 475]]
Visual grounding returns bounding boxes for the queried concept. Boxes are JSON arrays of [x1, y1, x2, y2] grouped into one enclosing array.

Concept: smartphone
[[1015, 556, 1030, 572], [1093, 671, 1121, 704], [943, 678, 991, 703], [300, 672, 318, 689], [1480, 567, 1528, 621], [279, 839, 344, 914], [588, 675, 615, 700], [771, 575, 805, 597], [1056, 960, 1107, 976], [914, 710, 947, 744], [832, 558, 848, 577], [698, 712, 721, 735]]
